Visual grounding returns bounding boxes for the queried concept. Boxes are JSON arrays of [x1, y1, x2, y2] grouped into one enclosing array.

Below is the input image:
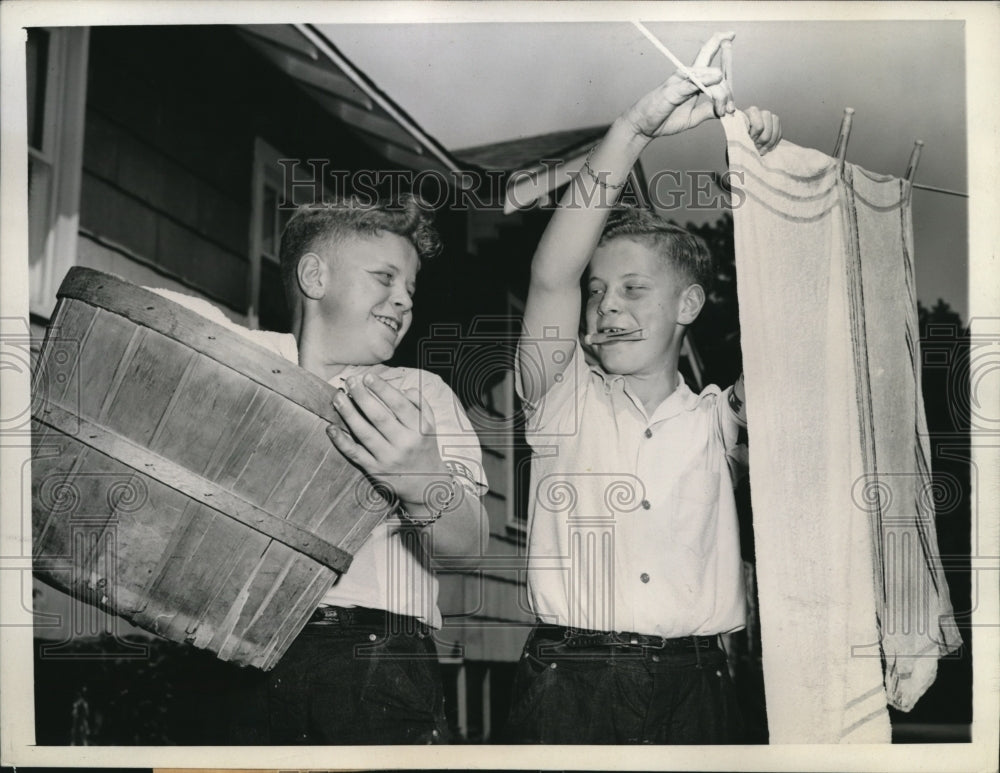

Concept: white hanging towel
[[721, 113, 961, 743]]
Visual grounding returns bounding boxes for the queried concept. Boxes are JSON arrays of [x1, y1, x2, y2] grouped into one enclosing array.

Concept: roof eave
[[296, 24, 464, 177]]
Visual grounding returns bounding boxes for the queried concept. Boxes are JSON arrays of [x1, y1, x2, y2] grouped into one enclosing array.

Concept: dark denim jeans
[[227, 610, 449, 744], [504, 624, 744, 744]]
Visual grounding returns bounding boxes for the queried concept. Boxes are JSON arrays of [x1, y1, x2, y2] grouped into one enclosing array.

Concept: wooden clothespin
[[721, 39, 733, 96], [833, 107, 855, 171], [904, 140, 924, 184]]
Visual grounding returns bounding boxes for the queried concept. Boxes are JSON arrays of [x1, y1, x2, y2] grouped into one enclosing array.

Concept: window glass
[[26, 28, 50, 152], [28, 157, 52, 268]]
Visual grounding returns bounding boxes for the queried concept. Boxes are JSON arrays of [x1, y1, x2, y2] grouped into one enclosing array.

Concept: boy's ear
[[297, 252, 327, 301], [678, 283, 706, 325]]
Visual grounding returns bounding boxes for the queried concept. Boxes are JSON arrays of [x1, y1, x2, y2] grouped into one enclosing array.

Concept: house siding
[[430, 210, 547, 675], [79, 25, 399, 315]]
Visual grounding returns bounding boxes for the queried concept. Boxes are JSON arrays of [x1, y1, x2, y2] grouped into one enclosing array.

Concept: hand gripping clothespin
[[633, 22, 736, 102], [633, 21, 714, 96], [633, 22, 739, 174]]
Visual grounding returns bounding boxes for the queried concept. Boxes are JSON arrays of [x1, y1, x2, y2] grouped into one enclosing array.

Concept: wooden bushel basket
[[31, 268, 394, 670]]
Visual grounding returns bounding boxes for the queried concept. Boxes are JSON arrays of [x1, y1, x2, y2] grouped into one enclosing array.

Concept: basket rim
[[57, 267, 347, 427]]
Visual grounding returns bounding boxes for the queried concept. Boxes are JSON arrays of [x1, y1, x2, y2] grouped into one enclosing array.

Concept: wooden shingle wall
[[76, 26, 396, 319]]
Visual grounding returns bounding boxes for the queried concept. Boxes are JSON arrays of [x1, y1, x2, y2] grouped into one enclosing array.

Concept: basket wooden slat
[[31, 267, 394, 670]]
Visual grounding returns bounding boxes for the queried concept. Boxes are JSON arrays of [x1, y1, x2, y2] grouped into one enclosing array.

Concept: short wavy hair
[[598, 205, 714, 292], [278, 194, 442, 306]]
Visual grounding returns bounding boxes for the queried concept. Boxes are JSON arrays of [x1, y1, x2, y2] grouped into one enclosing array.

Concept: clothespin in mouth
[[584, 328, 647, 345]]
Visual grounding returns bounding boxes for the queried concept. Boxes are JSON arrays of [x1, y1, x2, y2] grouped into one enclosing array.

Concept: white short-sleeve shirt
[[147, 288, 487, 628], [517, 341, 746, 638]]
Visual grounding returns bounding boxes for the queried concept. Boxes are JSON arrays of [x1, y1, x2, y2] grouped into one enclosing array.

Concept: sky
[[328, 19, 969, 320]]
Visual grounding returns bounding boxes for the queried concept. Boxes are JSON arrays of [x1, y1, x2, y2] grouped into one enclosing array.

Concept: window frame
[[248, 138, 287, 330], [26, 26, 89, 320]]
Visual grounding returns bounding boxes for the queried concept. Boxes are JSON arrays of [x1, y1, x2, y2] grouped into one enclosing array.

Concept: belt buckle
[[613, 631, 666, 649], [314, 605, 344, 624]]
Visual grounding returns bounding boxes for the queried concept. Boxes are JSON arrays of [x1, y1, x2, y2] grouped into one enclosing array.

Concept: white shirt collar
[[590, 364, 699, 423]]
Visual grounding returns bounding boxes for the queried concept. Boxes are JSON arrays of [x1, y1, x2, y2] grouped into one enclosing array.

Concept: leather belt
[[536, 624, 719, 652], [307, 605, 425, 633]]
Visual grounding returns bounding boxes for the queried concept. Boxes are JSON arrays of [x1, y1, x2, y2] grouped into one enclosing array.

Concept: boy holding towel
[[507, 33, 780, 744]]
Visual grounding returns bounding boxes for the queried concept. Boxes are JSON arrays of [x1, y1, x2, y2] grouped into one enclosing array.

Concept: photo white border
[[2, 1, 997, 770]]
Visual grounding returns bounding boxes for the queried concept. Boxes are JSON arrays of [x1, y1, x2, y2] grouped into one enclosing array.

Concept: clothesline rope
[[632, 34, 970, 201], [834, 109, 968, 198], [911, 183, 968, 198]]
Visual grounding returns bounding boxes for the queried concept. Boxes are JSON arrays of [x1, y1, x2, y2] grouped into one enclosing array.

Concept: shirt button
[[640, 573, 650, 583], [641, 499, 651, 510], [644, 428, 653, 438]]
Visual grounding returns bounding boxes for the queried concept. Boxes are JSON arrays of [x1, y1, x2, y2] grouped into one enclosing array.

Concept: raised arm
[[517, 33, 738, 406]]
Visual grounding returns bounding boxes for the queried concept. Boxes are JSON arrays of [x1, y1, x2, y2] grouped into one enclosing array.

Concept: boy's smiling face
[[316, 231, 418, 365], [585, 236, 699, 377]]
